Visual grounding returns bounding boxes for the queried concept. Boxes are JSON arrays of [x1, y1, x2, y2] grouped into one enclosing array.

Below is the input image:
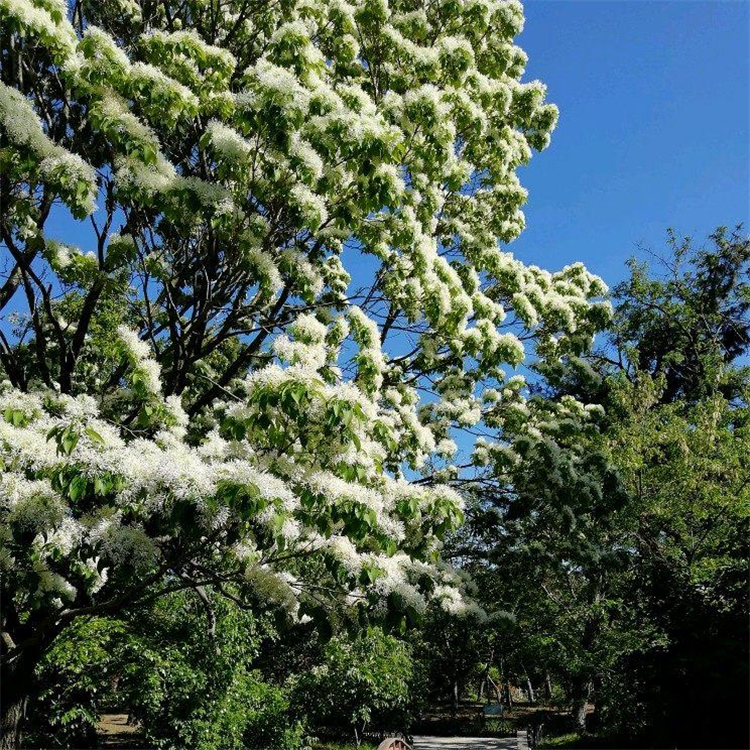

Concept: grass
[[538, 733, 582, 748], [538, 732, 635, 749]]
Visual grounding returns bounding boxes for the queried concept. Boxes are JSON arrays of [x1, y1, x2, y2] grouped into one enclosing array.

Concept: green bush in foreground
[[23, 591, 303, 750], [293, 627, 415, 745]]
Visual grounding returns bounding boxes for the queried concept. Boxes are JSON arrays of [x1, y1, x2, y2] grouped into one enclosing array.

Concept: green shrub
[[22, 590, 303, 750], [120, 592, 302, 750], [24, 618, 125, 748], [293, 627, 414, 742]]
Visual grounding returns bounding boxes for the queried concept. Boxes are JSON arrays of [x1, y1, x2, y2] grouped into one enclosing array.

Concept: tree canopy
[[444, 229, 749, 747], [3, 3, 746, 749], [0, 0, 612, 745]]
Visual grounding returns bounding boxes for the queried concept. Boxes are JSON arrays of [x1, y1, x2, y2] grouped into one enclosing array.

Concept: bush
[[293, 627, 414, 743], [120, 592, 303, 750], [148, 667, 302, 750], [23, 618, 125, 749], [22, 590, 304, 750]]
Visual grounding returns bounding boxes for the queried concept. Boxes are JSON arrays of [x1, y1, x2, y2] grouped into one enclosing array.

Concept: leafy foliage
[[441, 229, 749, 747], [293, 627, 415, 742], [1, 2, 610, 745], [24, 591, 302, 750], [611, 226, 749, 403]]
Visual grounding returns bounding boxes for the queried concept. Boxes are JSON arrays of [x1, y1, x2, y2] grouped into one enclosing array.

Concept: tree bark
[[522, 664, 535, 703], [0, 697, 24, 750], [574, 701, 587, 734], [525, 675, 536, 704], [571, 678, 593, 734], [487, 674, 503, 704], [477, 648, 493, 704], [499, 656, 513, 708], [1, 645, 41, 749]]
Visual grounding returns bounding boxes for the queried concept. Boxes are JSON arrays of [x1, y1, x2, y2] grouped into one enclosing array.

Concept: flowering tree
[[0, 0, 609, 744]]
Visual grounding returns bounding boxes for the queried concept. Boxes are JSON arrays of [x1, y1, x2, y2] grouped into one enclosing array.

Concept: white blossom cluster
[[0, 0, 607, 337], [0, 0, 613, 625], [0, 81, 97, 216], [117, 326, 162, 395], [0, 339, 465, 619]]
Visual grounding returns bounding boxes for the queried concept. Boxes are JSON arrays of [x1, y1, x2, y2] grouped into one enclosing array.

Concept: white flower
[[117, 326, 162, 395]]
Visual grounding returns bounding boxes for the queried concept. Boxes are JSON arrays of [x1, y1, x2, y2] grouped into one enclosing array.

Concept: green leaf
[[60, 428, 80, 456], [84, 426, 105, 445]]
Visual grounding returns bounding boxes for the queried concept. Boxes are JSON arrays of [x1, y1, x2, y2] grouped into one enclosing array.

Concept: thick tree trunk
[[1, 647, 40, 749], [571, 678, 593, 734], [0, 697, 24, 750]]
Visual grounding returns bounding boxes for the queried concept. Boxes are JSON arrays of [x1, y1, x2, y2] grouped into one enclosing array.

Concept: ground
[[94, 702, 575, 749], [412, 737, 517, 750], [96, 714, 143, 749]]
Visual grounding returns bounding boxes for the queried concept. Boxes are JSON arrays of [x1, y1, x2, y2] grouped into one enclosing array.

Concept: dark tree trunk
[[499, 656, 513, 708], [1, 646, 41, 749], [0, 697, 24, 750]]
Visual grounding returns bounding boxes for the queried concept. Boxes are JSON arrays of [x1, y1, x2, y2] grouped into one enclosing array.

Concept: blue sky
[[510, 0, 750, 285]]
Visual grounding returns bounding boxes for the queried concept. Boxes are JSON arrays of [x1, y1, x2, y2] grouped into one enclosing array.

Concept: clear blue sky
[[510, 0, 750, 285]]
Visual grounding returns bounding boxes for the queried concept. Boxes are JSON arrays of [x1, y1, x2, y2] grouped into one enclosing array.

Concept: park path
[[412, 736, 518, 750]]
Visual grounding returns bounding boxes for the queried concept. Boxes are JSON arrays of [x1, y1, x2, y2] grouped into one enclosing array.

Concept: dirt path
[[412, 737, 517, 750], [97, 714, 144, 748]]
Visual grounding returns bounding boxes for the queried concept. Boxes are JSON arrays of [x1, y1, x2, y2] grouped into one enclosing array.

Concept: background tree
[[449, 387, 631, 732], [443, 228, 749, 746], [595, 372, 749, 748], [610, 226, 749, 403], [410, 602, 498, 713]]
